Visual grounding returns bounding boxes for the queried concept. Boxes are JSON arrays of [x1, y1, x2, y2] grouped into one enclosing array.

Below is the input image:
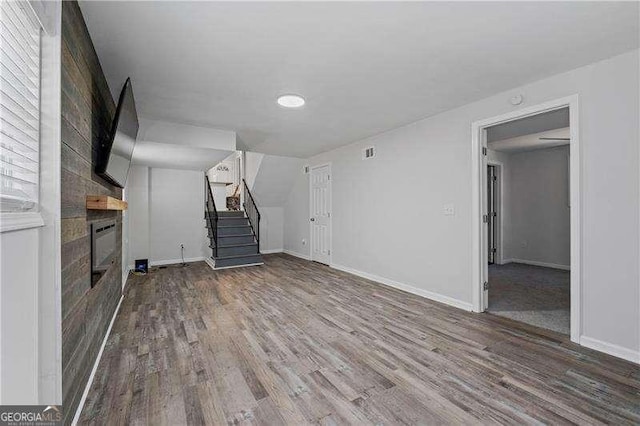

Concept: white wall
[[245, 153, 305, 254], [251, 155, 305, 207], [245, 151, 264, 190], [507, 146, 570, 267], [284, 50, 640, 359], [127, 166, 208, 266], [127, 166, 150, 265], [259, 207, 284, 253], [150, 169, 208, 263], [0, 229, 39, 402], [284, 172, 311, 257]]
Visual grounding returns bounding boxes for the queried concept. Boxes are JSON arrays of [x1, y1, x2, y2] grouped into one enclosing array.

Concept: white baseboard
[[122, 268, 130, 290], [503, 258, 570, 271], [204, 257, 215, 270], [213, 262, 264, 270], [72, 294, 125, 425], [149, 256, 205, 267], [283, 249, 311, 261], [203, 257, 263, 271], [330, 263, 474, 312], [260, 249, 283, 254], [580, 336, 640, 364]]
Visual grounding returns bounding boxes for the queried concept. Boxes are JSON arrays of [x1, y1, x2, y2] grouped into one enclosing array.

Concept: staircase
[[205, 176, 263, 269]]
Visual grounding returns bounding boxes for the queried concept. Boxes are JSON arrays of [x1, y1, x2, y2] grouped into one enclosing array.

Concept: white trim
[[580, 336, 640, 364], [71, 294, 124, 426], [149, 256, 205, 267], [471, 94, 581, 344], [35, 0, 62, 402], [204, 257, 264, 271], [0, 212, 45, 233], [204, 257, 216, 270], [283, 249, 311, 261], [502, 258, 570, 271], [211, 262, 264, 271], [203, 257, 264, 271], [260, 248, 283, 254], [122, 268, 130, 289], [331, 263, 474, 312], [309, 162, 332, 266], [121, 186, 128, 291]]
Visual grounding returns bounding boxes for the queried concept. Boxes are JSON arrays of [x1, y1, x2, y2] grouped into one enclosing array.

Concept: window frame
[[0, 0, 45, 232]]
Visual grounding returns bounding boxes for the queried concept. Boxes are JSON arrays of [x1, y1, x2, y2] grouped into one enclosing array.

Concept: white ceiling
[[128, 117, 235, 170], [489, 127, 570, 153], [487, 108, 569, 143], [131, 141, 231, 171], [79, 1, 639, 158]]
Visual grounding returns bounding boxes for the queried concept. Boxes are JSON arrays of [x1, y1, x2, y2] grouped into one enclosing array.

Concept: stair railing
[[205, 175, 218, 257], [242, 179, 260, 251]]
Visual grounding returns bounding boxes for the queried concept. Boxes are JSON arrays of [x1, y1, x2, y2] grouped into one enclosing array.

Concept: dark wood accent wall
[[61, 2, 123, 422]]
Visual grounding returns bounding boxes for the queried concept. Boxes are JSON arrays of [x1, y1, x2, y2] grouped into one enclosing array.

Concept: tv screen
[[97, 78, 138, 187]]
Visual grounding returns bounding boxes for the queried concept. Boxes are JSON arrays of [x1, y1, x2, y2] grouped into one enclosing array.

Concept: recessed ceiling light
[[277, 94, 305, 108]]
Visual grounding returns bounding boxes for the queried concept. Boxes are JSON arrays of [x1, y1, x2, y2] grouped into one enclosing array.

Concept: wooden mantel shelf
[[86, 195, 128, 211]]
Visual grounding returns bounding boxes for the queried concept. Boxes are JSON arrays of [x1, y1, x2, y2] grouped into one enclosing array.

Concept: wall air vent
[[362, 146, 375, 160]]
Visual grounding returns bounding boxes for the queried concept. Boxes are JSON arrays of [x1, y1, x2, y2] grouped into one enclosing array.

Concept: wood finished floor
[[79, 254, 640, 425]]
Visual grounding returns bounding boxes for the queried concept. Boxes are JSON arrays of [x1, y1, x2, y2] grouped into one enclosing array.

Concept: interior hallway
[[488, 263, 570, 334], [78, 254, 638, 425]]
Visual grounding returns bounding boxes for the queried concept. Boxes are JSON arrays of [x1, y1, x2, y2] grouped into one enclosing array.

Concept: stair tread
[[218, 242, 258, 248], [214, 253, 262, 260], [210, 242, 257, 249], [206, 215, 248, 220], [205, 226, 253, 233], [217, 233, 254, 237], [218, 224, 251, 228]]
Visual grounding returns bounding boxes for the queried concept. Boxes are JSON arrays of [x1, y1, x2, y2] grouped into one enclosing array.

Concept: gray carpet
[[488, 263, 570, 334]]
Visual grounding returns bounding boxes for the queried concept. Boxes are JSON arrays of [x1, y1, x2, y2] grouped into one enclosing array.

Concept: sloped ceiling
[[250, 155, 305, 207], [131, 117, 235, 170]]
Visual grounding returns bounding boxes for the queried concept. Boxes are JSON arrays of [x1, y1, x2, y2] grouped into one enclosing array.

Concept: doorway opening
[[472, 96, 580, 342]]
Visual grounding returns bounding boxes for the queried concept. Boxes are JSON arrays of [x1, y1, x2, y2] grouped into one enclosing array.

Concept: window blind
[[0, 1, 41, 212]]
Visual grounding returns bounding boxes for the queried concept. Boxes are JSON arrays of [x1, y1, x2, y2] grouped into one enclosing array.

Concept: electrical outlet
[[443, 204, 455, 216]]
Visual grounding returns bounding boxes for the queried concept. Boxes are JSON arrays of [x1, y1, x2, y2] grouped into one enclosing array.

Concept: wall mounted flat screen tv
[[96, 77, 138, 187]]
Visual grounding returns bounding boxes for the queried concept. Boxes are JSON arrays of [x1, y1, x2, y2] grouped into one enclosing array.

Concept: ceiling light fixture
[[277, 94, 305, 108]]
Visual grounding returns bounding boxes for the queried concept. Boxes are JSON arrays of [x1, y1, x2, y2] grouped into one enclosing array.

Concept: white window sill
[[1, 212, 45, 233]]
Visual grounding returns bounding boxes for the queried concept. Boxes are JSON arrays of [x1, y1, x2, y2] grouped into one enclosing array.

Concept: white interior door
[[310, 164, 331, 265]]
